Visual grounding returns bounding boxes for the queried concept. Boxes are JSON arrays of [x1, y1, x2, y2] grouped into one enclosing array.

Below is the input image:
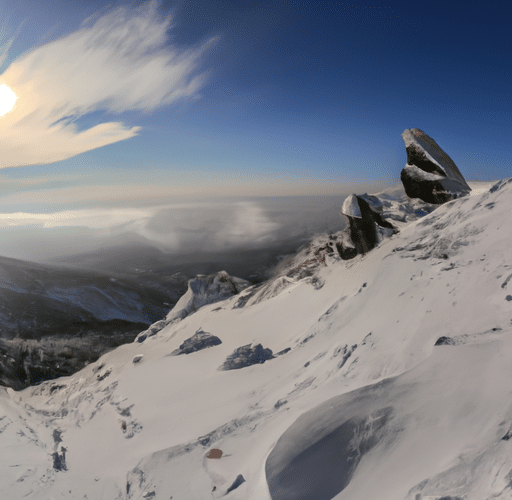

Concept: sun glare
[[0, 84, 17, 116]]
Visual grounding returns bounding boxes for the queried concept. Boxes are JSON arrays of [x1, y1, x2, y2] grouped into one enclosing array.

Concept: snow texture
[[1, 177, 511, 500]]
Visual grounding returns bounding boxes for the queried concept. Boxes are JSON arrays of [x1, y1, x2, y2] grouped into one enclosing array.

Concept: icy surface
[[2, 179, 512, 499]]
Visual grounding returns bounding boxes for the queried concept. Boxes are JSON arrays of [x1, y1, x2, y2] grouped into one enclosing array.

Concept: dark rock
[[226, 474, 245, 494], [274, 399, 288, 409], [219, 343, 274, 370], [434, 336, 456, 346], [52, 446, 67, 471], [276, 347, 291, 356], [401, 128, 471, 204], [335, 242, 357, 260], [170, 329, 222, 355], [337, 194, 397, 258]]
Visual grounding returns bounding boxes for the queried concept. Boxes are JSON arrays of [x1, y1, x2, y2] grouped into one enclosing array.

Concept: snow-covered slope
[[2, 179, 512, 499]]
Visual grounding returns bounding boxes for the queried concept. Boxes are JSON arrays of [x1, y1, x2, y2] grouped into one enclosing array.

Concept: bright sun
[[0, 84, 17, 116]]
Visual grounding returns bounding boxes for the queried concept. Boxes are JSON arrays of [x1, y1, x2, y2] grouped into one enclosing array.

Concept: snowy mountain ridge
[[1, 176, 511, 499], [136, 271, 251, 342]]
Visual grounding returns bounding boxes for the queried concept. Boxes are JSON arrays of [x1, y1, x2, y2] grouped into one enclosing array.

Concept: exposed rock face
[[219, 343, 274, 370], [434, 336, 456, 346], [337, 194, 397, 257], [226, 474, 246, 494], [136, 271, 250, 342], [401, 128, 471, 204], [170, 329, 222, 355]]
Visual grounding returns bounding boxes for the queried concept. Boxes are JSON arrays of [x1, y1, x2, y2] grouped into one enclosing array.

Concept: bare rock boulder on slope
[[219, 343, 274, 370], [401, 128, 471, 204], [337, 194, 397, 257], [170, 329, 222, 355]]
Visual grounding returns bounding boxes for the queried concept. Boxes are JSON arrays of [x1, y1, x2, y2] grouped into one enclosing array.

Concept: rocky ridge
[[136, 271, 251, 342]]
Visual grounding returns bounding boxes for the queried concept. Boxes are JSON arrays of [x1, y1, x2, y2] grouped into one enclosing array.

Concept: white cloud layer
[[0, 195, 349, 262], [0, 0, 214, 167]]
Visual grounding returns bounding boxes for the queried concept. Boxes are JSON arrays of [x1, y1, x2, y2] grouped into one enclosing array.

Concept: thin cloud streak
[[0, 0, 215, 168], [0, 178, 393, 211]]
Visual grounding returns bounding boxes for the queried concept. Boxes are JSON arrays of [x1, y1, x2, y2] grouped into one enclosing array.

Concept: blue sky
[[0, 0, 510, 261]]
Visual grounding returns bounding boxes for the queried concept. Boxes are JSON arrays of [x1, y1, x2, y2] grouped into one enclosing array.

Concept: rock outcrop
[[219, 343, 274, 370], [136, 271, 250, 342], [336, 194, 397, 257], [401, 128, 471, 204], [170, 329, 222, 355]]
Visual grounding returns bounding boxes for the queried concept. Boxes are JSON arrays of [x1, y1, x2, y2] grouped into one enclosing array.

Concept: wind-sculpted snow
[[266, 396, 394, 500], [2, 178, 512, 499]]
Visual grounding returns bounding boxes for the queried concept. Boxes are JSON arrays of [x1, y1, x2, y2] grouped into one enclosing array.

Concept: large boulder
[[219, 343, 274, 370], [337, 194, 397, 257], [401, 128, 471, 204], [170, 329, 222, 355]]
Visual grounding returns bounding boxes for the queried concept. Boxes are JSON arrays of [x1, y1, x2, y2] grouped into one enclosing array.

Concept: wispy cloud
[[0, 0, 215, 168], [126, 201, 280, 251]]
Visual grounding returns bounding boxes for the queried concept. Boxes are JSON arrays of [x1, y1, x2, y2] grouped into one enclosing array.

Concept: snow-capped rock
[[337, 193, 398, 258], [401, 128, 471, 204], [136, 271, 251, 342], [341, 194, 362, 218]]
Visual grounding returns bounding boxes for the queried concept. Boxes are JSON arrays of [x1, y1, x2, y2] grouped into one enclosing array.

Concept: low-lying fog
[[0, 193, 372, 281]]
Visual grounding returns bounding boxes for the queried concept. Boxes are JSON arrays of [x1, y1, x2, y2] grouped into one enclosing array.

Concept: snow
[[1, 178, 512, 499], [341, 194, 362, 218], [402, 163, 445, 181]]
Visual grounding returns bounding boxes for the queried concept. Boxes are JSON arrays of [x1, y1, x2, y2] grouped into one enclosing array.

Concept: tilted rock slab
[[170, 329, 222, 355], [401, 128, 471, 204]]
